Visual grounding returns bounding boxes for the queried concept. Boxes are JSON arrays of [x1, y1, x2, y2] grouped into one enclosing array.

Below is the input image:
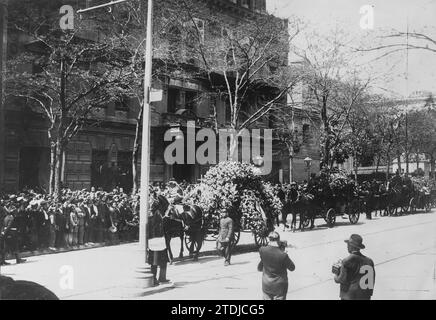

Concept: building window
[[168, 26, 182, 59], [241, 0, 250, 8], [303, 124, 310, 143], [185, 90, 198, 111], [167, 87, 179, 113], [91, 150, 109, 191]]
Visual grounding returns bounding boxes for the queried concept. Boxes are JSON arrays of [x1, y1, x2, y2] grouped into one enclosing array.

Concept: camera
[[332, 260, 342, 275]]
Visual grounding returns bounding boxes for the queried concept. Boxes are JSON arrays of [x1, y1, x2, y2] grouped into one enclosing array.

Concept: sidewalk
[[4, 231, 260, 263], [2, 211, 435, 299]]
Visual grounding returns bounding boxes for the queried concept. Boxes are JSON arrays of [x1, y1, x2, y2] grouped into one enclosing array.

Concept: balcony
[[162, 109, 209, 128]]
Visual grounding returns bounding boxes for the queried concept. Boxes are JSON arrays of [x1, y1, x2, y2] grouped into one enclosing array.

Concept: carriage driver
[[164, 179, 185, 217]]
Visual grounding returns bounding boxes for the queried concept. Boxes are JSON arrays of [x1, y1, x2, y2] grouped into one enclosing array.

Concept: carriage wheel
[[400, 203, 409, 215], [326, 208, 336, 227], [348, 200, 361, 224], [302, 214, 311, 229], [184, 231, 204, 255], [233, 230, 241, 246], [254, 232, 269, 247], [386, 205, 395, 216], [300, 209, 312, 229], [409, 198, 417, 214], [348, 211, 360, 224]]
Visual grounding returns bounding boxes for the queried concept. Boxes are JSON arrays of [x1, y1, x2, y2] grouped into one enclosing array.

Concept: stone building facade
[[0, 0, 320, 193]]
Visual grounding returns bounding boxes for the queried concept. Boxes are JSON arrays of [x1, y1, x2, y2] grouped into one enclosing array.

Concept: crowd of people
[[0, 180, 194, 263], [0, 187, 140, 262]]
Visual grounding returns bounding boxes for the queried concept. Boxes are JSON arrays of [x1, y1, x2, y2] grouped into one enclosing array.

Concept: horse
[[150, 194, 204, 263], [385, 181, 413, 216], [286, 188, 315, 232]]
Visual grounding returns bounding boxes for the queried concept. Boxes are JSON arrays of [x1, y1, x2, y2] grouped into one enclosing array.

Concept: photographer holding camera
[[257, 231, 295, 300], [332, 234, 375, 300]]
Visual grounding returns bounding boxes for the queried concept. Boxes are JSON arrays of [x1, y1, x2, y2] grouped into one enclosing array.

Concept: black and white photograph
[[0, 0, 435, 302]]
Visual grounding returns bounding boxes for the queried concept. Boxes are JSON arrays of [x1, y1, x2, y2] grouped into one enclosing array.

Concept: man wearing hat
[[0, 204, 26, 265], [333, 234, 375, 300], [257, 231, 295, 300]]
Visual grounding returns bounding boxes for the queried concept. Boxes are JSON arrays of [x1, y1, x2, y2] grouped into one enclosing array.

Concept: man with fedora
[[333, 234, 375, 300], [257, 231, 295, 300]]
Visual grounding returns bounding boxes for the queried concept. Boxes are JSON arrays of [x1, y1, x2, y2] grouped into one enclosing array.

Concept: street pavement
[[1, 210, 435, 300]]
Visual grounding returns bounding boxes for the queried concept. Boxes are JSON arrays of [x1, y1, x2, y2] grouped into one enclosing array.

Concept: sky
[[266, 0, 436, 97]]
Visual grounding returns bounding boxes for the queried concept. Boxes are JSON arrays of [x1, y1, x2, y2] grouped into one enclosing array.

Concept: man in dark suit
[[217, 210, 234, 266], [80, 199, 92, 244], [147, 208, 170, 286], [333, 234, 375, 300], [257, 231, 295, 300], [0, 202, 8, 265], [1, 206, 26, 265]]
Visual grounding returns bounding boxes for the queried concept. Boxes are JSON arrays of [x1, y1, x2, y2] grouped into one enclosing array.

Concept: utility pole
[[0, 0, 7, 191], [78, 0, 154, 288], [405, 15, 410, 176]]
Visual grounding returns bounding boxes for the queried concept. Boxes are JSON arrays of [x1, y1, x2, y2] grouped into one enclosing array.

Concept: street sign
[[150, 89, 163, 102]]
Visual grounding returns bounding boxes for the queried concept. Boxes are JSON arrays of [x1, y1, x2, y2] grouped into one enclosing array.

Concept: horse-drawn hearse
[[281, 171, 361, 231], [149, 161, 280, 262], [202, 201, 275, 248]]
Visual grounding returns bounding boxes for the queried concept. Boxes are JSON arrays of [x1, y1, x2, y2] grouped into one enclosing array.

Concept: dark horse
[[281, 187, 315, 232], [150, 194, 204, 263]]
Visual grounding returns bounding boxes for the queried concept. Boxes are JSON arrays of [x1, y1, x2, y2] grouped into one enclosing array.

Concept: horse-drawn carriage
[[304, 186, 360, 228], [201, 202, 275, 248], [282, 170, 361, 230], [409, 178, 435, 213], [150, 161, 281, 262]]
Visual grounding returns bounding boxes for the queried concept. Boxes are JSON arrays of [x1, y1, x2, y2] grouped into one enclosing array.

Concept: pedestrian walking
[[147, 207, 170, 286], [332, 234, 375, 300], [216, 210, 234, 266], [257, 231, 295, 300]]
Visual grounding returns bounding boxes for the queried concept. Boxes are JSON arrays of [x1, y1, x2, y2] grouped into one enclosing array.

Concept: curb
[[4, 241, 260, 262], [4, 241, 132, 261]]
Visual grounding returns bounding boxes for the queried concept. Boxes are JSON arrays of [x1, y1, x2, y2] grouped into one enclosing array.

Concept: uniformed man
[[0, 204, 26, 265], [216, 210, 234, 266], [333, 234, 375, 300], [164, 179, 184, 217]]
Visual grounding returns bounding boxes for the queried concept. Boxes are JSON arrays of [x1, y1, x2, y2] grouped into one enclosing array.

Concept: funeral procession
[[0, 0, 436, 302]]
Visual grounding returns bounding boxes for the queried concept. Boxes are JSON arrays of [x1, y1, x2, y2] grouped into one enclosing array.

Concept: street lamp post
[[78, 0, 154, 288], [304, 156, 312, 182]]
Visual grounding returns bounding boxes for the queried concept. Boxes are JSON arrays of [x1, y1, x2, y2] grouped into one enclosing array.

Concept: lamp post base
[[135, 265, 155, 288]]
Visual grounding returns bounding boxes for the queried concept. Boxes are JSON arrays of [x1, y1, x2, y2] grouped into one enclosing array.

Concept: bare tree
[[6, 0, 131, 196]]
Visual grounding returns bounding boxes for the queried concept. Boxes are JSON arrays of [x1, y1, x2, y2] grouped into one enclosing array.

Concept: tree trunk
[[132, 104, 143, 194], [386, 154, 391, 182], [228, 132, 238, 161], [396, 151, 402, 175], [353, 149, 358, 184], [375, 153, 381, 173], [289, 154, 293, 183], [320, 96, 330, 170], [54, 138, 63, 200], [49, 141, 56, 195], [431, 154, 435, 180], [416, 154, 420, 175]]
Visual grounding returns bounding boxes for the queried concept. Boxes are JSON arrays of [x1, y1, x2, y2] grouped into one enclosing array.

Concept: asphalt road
[[1, 209, 435, 300]]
